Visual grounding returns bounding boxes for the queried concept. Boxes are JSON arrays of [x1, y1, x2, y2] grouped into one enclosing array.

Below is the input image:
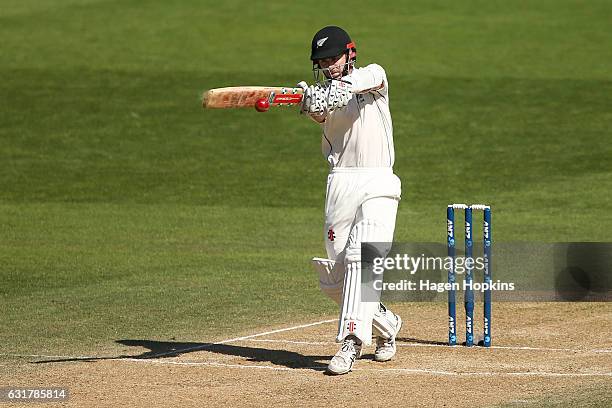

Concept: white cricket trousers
[[323, 167, 401, 344]]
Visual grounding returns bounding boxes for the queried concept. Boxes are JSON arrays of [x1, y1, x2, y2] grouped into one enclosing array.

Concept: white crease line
[[215, 319, 336, 344], [398, 343, 612, 353], [247, 339, 331, 346], [238, 339, 612, 354], [485, 345, 612, 353], [358, 367, 612, 377], [2, 336, 610, 363], [119, 358, 612, 377], [146, 318, 336, 359], [504, 372, 612, 377], [0, 319, 338, 362], [4, 352, 609, 377]]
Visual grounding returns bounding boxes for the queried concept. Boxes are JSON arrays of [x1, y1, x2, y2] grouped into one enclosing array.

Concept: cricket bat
[[202, 86, 303, 112]]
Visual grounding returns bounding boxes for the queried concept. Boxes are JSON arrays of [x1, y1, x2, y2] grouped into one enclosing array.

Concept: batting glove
[[297, 81, 326, 114], [323, 80, 353, 111]]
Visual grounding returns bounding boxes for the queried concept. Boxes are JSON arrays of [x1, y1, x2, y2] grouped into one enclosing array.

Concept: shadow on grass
[[32, 339, 329, 372]]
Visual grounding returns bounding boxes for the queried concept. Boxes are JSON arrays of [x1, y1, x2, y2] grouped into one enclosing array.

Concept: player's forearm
[[309, 112, 327, 123], [345, 64, 386, 94]]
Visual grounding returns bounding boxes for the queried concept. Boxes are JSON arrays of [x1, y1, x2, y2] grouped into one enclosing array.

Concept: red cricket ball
[[255, 98, 270, 112]]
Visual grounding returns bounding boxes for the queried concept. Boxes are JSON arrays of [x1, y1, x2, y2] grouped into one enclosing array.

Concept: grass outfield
[[1, 0, 611, 362]]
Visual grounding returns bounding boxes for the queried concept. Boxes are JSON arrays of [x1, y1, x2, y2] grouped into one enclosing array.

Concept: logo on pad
[[347, 321, 356, 333], [328, 228, 335, 241]]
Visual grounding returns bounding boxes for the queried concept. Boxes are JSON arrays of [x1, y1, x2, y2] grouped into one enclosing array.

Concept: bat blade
[[202, 86, 303, 109]]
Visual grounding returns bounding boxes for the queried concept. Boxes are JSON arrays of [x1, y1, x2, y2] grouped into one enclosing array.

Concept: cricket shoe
[[374, 313, 402, 362], [327, 335, 363, 375]]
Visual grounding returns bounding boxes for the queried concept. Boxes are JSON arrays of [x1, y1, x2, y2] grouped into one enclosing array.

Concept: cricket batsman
[[298, 26, 402, 375]]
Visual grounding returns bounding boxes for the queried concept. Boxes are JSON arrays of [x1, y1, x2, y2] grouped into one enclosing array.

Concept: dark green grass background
[[1, 1, 611, 354]]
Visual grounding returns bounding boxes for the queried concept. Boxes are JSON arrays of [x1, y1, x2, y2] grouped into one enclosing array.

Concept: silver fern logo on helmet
[[316, 37, 328, 47]]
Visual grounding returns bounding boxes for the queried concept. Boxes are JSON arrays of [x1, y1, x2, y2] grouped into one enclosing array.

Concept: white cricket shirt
[[320, 64, 394, 168]]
